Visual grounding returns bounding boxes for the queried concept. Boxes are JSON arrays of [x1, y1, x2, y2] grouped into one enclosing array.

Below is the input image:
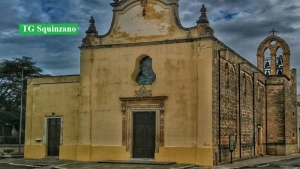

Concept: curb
[[52, 166, 66, 169], [172, 165, 199, 169], [234, 155, 300, 169]]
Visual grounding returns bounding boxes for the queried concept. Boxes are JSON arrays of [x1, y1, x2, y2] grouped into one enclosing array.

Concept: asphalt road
[[244, 157, 300, 168], [0, 163, 35, 169]]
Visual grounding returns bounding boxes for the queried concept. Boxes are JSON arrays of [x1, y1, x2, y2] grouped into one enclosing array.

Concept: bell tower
[[257, 29, 291, 77]]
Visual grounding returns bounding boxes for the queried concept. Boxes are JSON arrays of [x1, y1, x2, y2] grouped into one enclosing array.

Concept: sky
[[1, 0, 300, 92]]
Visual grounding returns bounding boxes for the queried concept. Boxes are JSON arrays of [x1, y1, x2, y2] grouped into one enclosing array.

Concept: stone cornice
[[79, 36, 214, 49], [119, 96, 168, 101]]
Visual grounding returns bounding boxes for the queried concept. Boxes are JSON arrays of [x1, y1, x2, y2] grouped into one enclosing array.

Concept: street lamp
[[19, 67, 27, 154]]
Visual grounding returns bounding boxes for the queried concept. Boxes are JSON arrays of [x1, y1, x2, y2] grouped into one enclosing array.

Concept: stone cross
[[270, 28, 278, 35]]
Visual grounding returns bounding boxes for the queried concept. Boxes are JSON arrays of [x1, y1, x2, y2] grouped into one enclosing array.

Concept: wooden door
[[47, 118, 61, 156], [132, 112, 156, 158]]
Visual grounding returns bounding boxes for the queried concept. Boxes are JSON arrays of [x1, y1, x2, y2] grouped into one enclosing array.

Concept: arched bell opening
[[263, 48, 271, 75], [257, 35, 291, 77], [276, 48, 283, 75]]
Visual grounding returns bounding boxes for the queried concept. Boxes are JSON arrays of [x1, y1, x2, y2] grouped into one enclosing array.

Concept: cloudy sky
[[1, 0, 300, 91]]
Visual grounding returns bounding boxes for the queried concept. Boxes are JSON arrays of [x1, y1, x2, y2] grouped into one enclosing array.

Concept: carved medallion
[[135, 86, 152, 97]]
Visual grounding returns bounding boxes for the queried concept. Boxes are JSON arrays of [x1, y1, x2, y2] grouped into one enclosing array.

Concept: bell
[[277, 58, 282, 65], [265, 70, 270, 75], [264, 60, 270, 68], [277, 69, 282, 75]]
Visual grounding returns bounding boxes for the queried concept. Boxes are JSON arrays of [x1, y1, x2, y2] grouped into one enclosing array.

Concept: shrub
[[3, 149, 14, 154]]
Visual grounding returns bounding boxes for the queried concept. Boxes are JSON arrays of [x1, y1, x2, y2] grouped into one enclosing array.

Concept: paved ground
[[0, 158, 198, 169], [0, 153, 300, 169], [244, 157, 300, 169], [207, 153, 300, 169]]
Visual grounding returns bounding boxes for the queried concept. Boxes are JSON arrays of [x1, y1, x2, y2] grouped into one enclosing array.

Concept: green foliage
[[3, 149, 14, 153], [0, 56, 48, 138]]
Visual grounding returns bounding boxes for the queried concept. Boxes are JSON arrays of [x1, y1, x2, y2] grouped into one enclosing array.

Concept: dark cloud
[[1, 0, 300, 91], [178, 0, 300, 91], [0, 0, 112, 76]]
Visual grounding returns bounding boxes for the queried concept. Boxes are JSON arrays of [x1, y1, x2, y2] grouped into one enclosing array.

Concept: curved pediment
[[100, 0, 197, 44], [81, 0, 214, 46]]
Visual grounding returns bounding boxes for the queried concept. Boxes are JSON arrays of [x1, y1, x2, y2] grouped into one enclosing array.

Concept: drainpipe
[[218, 48, 226, 163], [265, 80, 268, 154], [252, 72, 259, 156]]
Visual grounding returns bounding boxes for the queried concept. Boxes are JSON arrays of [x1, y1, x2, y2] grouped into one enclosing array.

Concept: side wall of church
[[24, 75, 80, 160], [212, 40, 267, 165]]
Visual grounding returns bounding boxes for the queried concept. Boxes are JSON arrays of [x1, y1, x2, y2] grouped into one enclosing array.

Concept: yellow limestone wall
[[78, 39, 214, 165], [196, 40, 214, 166], [25, 75, 80, 160]]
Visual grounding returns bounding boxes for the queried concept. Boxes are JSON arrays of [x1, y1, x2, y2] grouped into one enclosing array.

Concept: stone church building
[[24, 0, 298, 166]]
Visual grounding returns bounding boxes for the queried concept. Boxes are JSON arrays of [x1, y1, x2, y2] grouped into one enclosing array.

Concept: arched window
[[243, 73, 247, 95], [225, 63, 229, 88], [135, 56, 156, 85]]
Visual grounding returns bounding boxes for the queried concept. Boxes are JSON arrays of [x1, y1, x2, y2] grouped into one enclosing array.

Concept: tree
[[0, 56, 48, 142]]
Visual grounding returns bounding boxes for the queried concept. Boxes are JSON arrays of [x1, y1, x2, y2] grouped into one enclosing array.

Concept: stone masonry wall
[[266, 72, 298, 155], [240, 70, 254, 158], [285, 69, 298, 154], [219, 55, 238, 162], [266, 77, 285, 155], [212, 41, 267, 164], [255, 77, 267, 156]]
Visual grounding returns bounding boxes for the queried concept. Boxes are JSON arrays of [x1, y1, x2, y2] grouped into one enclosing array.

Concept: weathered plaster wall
[[25, 75, 79, 159], [79, 41, 200, 163]]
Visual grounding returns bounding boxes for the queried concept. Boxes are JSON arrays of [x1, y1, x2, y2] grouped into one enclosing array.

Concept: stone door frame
[[43, 116, 63, 156], [119, 96, 167, 157]]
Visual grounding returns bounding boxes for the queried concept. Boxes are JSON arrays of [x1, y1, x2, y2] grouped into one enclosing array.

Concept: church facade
[[24, 0, 297, 166]]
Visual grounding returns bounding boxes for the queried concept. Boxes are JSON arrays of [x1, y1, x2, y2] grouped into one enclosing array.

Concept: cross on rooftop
[[270, 28, 278, 35]]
